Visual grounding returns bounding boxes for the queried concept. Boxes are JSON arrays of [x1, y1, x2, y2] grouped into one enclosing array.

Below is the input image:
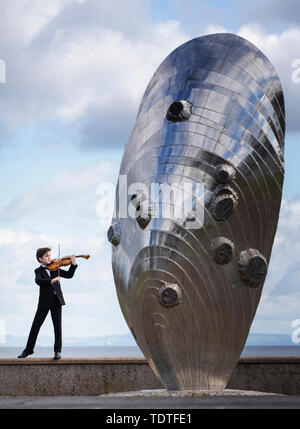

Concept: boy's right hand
[[51, 277, 60, 284]]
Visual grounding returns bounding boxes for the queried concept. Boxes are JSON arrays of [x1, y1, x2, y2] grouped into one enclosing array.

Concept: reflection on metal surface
[[108, 33, 285, 390]]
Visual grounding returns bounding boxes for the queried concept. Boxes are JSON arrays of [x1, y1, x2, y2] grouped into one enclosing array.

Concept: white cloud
[[252, 197, 300, 334], [0, 229, 31, 247], [1, 2, 299, 148], [0, 159, 118, 226], [0, 1, 189, 140], [0, 0, 69, 50]]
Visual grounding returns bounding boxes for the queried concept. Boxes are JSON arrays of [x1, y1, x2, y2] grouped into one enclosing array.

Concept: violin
[[47, 254, 90, 272]]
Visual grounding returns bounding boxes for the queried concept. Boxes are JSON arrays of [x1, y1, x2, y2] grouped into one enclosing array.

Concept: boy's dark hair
[[36, 247, 51, 263]]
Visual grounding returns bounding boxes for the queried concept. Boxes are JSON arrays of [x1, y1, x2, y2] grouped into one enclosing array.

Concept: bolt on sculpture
[[108, 33, 285, 390]]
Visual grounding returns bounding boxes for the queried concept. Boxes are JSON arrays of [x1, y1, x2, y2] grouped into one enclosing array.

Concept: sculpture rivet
[[158, 283, 183, 307], [215, 164, 236, 184], [238, 249, 268, 288], [210, 185, 238, 221], [211, 237, 235, 265], [166, 100, 192, 122], [107, 222, 121, 247], [136, 199, 156, 230]]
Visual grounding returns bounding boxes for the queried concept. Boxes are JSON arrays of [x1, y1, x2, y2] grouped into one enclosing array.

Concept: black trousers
[[25, 295, 62, 353]]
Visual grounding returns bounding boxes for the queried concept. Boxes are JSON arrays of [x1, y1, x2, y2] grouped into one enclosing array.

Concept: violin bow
[[58, 243, 61, 283]]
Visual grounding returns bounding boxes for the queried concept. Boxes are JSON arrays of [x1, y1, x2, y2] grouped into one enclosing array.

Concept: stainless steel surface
[[108, 33, 285, 390]]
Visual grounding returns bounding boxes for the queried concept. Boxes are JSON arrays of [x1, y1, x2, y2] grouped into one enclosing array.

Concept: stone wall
[[0, 357, 299, 396]]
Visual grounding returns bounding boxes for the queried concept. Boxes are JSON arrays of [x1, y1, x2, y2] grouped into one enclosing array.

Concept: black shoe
[[18, 350, 34, 358], [54, 352, 61, 360]]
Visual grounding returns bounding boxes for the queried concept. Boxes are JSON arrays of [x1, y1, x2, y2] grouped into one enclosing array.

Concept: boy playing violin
[[18, 247, 77, 360]]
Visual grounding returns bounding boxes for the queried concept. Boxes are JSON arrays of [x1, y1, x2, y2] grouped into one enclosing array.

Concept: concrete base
[[1, 357, 300, 397], [102, 388, 281, 397]]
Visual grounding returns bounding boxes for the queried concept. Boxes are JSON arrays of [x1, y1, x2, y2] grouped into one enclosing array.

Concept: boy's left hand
[[71, 254, 76, 265]]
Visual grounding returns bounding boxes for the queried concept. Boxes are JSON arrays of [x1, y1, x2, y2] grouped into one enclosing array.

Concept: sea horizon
[[1, 345, 300, 359], [1, 332, 299, 358]]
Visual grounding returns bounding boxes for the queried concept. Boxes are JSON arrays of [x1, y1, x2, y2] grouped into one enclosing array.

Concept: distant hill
[[1, 332, 297, 347], [245, 333, 296, 346], [2, 333, 137, 347]]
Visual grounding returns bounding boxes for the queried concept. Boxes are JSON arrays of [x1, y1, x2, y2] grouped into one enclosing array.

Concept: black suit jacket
[[35, 264, 78, 308]]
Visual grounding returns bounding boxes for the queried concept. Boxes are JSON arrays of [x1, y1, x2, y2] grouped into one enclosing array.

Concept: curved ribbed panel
[[109, 33, 285, 390]]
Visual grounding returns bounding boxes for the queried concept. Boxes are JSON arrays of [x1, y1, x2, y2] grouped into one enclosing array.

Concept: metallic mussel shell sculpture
[[108, 33, 285, 390]]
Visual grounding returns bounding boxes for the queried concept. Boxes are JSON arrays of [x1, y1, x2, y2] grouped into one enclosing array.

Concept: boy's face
[[39, 251, 51, 266]]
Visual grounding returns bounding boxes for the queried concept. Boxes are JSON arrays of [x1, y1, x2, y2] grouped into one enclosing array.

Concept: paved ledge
[[0, 357, 300, 396], [1, 356, 300, 365], [3, 392, 300, 409], [0, 357, 147, 365]]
